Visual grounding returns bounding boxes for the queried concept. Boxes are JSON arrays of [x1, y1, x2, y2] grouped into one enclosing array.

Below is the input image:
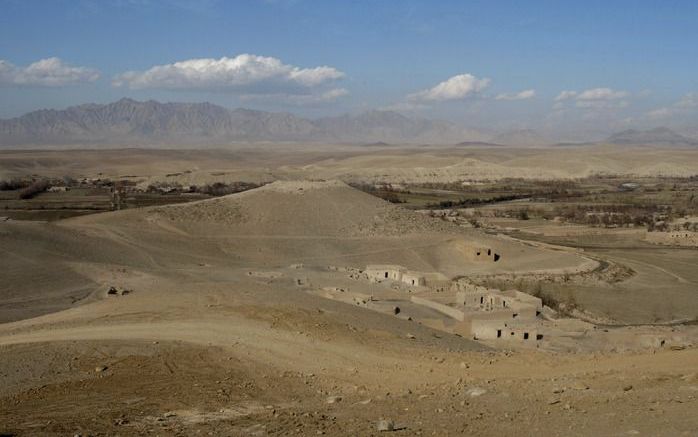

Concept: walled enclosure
[[408, 279, 545, 343]]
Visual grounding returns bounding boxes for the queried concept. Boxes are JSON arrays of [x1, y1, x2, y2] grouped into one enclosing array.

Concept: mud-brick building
[[365, 265, 426, 286]]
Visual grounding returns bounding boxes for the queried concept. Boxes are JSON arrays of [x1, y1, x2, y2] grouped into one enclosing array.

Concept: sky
[[1, 0, 698, 139]]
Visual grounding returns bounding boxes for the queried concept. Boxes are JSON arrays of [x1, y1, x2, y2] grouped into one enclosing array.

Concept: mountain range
[[605, 127, 698, 147], [0, 98, 485, 146], [1, 98, 696, 147]]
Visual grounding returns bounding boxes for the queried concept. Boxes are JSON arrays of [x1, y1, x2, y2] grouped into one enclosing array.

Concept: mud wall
[[410, 296, 465, 321]]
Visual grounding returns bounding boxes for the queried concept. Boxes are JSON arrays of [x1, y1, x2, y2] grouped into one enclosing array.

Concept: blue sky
[[1, 0, 697, 138]]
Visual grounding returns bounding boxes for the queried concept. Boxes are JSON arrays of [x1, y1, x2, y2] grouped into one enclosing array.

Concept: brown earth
[[1, 178, 696, 436], [2, 145, 697, 184]]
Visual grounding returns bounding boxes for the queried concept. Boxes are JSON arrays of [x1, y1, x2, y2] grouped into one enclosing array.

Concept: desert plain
[[1, 144, 697, 436]]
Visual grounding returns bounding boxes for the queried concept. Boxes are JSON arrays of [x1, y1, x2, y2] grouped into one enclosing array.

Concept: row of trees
[[0, 178, 52, 199], [426, 193, 533, 209], [0, 178, 31, 191], [348, 183, 405, 203], [17, 179, 50, 199], [145, 181, 262, 196]]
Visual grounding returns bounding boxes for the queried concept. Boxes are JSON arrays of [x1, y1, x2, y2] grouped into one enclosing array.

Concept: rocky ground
[[1, 336, 697, 436]]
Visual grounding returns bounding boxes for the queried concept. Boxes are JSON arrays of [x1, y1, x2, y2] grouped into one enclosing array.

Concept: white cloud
[[316, 87, 349, 100], [408, 73, 490, 102], [379, 101, 428, 112], [575, 99, 628, 109], [0, 57, 100, 87], [576, 87, 628, 101], [555, 90, 577, 101], [676, 92, 698, 108], [646, 107, 672, 119], [554, 87, 629, 110], [240, 87, 349, 105], [113, 54, 344, 96], [644, 92, 698, 120], [495, 89, 536, 101]]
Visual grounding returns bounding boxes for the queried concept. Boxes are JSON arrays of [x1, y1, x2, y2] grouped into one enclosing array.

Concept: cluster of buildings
[[362, 265, 545, 344], [451, 281, 543, 342]]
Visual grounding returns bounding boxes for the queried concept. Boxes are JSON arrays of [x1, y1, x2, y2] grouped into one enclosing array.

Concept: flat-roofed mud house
[[365, 265, 426, 286], [470, 319, 541, 342], [456, 289, 542, 319]]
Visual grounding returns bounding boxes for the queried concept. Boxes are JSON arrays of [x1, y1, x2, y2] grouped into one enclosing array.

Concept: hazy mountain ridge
[[0, 99, 480, 146], [0, 99, 319, 145], [3, 99, 697, 147], [492, 129, 549, 147], [606, 127, 698, 146]]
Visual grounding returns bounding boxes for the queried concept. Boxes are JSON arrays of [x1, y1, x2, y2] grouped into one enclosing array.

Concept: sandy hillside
[[61, 180, 592, 276], [0, 180, 591, 324], [1, 179, 696, 436]]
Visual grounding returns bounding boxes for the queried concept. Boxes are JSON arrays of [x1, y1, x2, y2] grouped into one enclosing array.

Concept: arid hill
[[65, 180, 591, 274], [0, 180, 593, 324]]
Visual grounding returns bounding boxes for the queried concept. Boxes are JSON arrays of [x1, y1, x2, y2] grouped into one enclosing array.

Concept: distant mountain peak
[[607, 127, 697, 146]]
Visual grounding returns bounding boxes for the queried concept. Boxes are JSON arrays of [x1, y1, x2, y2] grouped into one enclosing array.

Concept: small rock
[[95, 366, 107, 373], [623, 385, 633, 392], [548, 399, 561, 405], [376, 419, 395, 432], [466, 387, 487, 397], [406, 333, 416, 339], [570, 382, 589, 390], [164, 411, 177, 418], [326, 396, 342, 404]]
